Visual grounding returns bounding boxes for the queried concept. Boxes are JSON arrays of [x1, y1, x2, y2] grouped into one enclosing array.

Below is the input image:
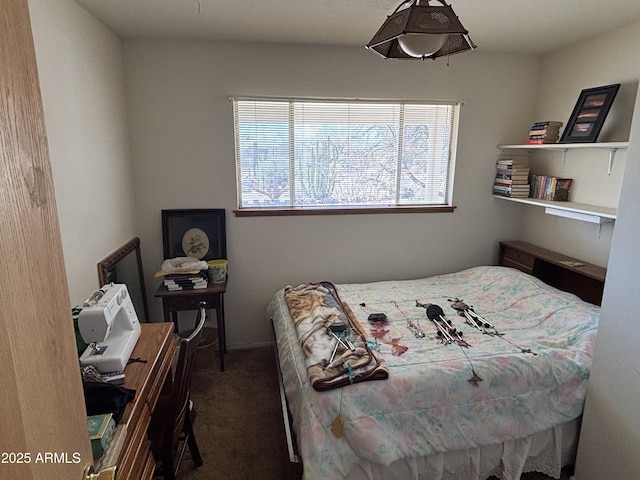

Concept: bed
[[268, 264, 601, 480]]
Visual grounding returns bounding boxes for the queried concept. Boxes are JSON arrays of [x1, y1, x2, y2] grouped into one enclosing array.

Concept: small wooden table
[[154, 281, 227, 371]]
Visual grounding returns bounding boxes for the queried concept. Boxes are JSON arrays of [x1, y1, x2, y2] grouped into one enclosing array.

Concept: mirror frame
[[97, 237, 150, 323]]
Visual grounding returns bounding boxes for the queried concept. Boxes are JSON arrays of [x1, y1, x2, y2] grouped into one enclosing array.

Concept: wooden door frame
[[0, 0, 93, 478]]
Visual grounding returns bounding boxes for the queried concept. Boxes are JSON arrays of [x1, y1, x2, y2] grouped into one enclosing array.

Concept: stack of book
[[529, 175, 573, 201], [163, 270, 208, 291], [527, 121, 563, 144], [493, 158, 531, 198]]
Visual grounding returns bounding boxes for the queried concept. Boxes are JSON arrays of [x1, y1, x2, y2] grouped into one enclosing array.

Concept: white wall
[[28, 0, 137, 305], [516, 22, 640, 266], [529, 21, 640, 480], [573, 65, 640, 480], [121, 40, 540, 346]]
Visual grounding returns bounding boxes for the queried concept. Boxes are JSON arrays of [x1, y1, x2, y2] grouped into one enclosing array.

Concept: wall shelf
[[492, 195, 616, 224], [497, 142, 628, 174], [494, 142, 627, 225]]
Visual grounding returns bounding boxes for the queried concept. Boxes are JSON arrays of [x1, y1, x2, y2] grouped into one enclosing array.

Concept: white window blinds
[[232, 98, 460, 210]]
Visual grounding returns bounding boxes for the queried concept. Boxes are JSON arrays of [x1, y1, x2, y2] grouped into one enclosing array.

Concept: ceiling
[[74, 0, 640, 56]]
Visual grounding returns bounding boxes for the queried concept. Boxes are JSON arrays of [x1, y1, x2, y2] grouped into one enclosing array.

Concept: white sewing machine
[[78, 283, 141, 373]]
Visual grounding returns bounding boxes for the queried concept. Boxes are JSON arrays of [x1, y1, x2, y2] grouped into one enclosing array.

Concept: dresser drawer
[[501, 246, 535, 273], [140, 449, 156, 480], [118, 403, 152, 480]]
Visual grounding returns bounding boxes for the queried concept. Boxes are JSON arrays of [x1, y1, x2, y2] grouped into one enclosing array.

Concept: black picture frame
[[559, 84, 620, 143], [162, 209, 226, 261]]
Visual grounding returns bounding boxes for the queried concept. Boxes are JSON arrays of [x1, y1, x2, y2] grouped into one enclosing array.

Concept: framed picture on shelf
[[161, 209, 226, 261], [559, 83, 620, 143]]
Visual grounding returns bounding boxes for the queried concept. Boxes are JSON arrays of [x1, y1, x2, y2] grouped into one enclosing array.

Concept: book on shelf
[[496, 163, 528, 172], [531, 120, 563, 127], [496, 157, 526, 166], [495, 167, 530, 176], [493, 184, 530, 192], [530, 175, 573, 201], [494, 178, 523, 186], [492, 185, 530, 198], [529, 128, 561, 136], [495, 169, 530, 184], [493, 174, 529, 187], [494, 156, 530, 197], [526, 120, 563, 144]]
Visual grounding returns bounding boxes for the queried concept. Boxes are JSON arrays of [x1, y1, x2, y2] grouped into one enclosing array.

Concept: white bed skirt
[[343, 417, 579, 480]]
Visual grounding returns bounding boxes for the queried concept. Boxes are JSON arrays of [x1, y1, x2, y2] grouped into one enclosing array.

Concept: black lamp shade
[[366, 0, 476, 60]]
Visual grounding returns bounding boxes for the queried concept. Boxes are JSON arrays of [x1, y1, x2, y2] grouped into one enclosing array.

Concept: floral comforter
[[267, 266, 600, 480]]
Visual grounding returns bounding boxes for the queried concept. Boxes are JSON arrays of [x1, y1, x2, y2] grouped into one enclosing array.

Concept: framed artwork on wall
[[560, 83, 620, 143], [161, 209, 226, 261]]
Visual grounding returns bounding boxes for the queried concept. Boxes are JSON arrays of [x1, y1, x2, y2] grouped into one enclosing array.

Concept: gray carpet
[[169, 345, 572, 480], [172, 345, 288, 480]]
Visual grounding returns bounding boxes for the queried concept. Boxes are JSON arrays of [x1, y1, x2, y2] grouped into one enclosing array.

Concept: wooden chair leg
[[161, 446, 176, 480], [184, 413, 203, 466], [163, 419, 182, 480]]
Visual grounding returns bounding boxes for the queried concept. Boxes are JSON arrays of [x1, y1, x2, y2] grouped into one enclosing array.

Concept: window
[[232, 97, 460, 214]]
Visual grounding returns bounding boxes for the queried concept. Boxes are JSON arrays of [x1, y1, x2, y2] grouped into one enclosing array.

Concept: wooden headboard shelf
[[499, 240, 606, 305]]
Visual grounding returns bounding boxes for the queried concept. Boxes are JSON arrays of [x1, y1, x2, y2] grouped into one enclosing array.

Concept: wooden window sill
[[234, 205, 456, 217]]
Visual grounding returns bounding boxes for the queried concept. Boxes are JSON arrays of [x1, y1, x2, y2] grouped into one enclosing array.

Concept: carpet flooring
[[170, 344, 289, 480], [167, 344, 573, 480]]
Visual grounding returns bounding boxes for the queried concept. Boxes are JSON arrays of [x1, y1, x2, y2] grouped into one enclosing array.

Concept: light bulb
[[398, 33, 447, 58]]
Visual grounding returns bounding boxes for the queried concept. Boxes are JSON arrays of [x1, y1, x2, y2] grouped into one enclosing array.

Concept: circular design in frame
[[181, 228, 210, 259]]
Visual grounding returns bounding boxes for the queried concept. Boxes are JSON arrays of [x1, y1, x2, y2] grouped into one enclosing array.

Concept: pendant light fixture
[[366, 0, 476, 60]]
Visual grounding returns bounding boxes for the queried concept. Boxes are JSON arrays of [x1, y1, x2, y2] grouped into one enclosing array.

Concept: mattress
[[268, 266, 600, 480]]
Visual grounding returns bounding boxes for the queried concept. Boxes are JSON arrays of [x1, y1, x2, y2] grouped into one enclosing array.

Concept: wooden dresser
[[107, 323, 176, 480], [499, 240, 607, 305]]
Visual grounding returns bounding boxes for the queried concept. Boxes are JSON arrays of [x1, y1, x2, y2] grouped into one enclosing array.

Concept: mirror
[[97, 237, 150, 323]]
